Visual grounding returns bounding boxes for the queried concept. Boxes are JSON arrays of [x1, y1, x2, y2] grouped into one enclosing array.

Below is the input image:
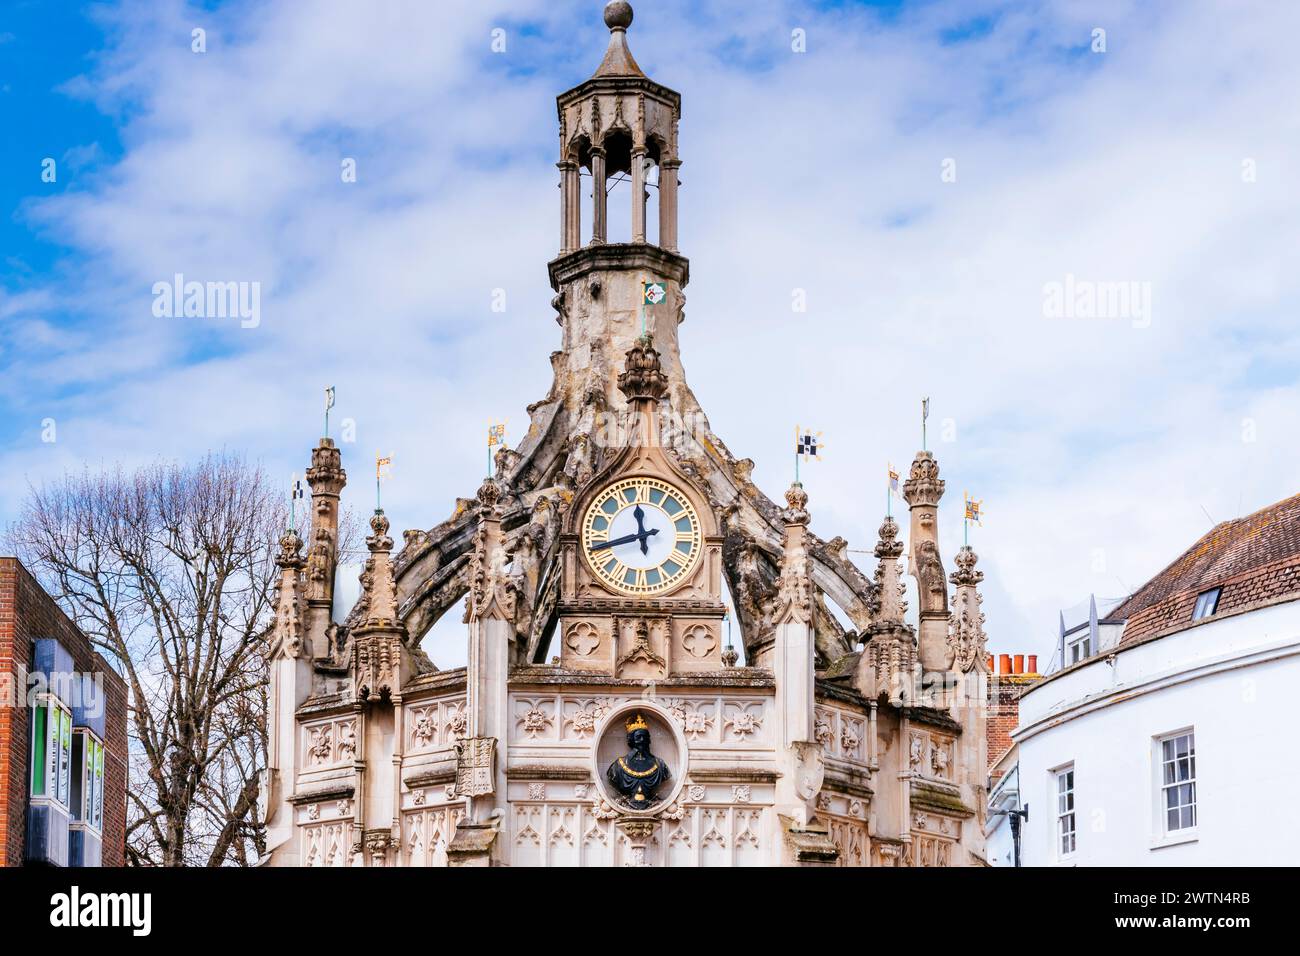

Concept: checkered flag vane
[[795, 427, 823, 459], [793, 425, 824, 483]]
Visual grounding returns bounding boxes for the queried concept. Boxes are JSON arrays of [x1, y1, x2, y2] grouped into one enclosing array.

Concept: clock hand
[[590, 528, 659, 552], [632, 505, 652, 555]]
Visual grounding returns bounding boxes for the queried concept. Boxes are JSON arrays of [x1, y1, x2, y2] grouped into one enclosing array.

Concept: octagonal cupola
[[555, 1, 683, 256]]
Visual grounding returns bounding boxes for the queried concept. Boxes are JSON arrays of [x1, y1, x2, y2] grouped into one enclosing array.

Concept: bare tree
[[7, 454, 290, 866]]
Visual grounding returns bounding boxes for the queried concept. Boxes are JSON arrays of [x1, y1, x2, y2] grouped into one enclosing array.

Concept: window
[[1055, 767, 1076, 858], [30, 697, 73, 807], [1160, 731, 1197, 833], [70, 730, 105, 832], [1066, 634, 1091, 665], [1192, 589, 1220, 621]]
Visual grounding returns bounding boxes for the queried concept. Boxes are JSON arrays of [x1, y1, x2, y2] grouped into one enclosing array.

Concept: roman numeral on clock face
[[583, 477, 703, 595]]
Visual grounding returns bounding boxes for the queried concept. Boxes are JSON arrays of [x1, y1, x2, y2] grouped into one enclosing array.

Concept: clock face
[[581, 477, 703, 595]]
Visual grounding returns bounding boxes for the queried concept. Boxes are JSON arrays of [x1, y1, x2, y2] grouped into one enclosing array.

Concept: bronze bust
[[605, 712, 671, 807]]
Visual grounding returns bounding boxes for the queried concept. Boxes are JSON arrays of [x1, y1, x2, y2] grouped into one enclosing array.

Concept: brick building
[[986, 653, 1042, 783], [0, 557, 128, 867]]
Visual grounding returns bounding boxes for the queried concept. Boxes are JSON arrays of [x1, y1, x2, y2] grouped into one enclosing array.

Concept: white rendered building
[[1012, 493, 1300, 866]]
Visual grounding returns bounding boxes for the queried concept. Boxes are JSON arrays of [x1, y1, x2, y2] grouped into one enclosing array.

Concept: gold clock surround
[[580, 476, 703, 596]]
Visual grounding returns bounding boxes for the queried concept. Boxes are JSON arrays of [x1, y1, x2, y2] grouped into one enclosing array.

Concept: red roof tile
[[1112, 492, 1300, 646]]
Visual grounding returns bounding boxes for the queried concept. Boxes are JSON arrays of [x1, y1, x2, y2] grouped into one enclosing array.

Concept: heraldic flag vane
[[375, 454, 393, 510], [794, 425, 824, 483], [487, 420, 506, 476], [963, 491, 983, 545], [289, 474, 304, 530], [887, 462, 900, 516]]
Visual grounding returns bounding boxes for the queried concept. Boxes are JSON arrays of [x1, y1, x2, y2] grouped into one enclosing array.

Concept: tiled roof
[[1111, 493, 1300, 646]]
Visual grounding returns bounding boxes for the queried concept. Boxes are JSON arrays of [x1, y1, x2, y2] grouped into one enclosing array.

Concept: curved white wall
[[1014, 600, 1300, 866]]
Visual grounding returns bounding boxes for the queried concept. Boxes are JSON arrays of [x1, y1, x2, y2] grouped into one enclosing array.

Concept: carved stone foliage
[[722, 701, 765, 741], [812, 705, 869, 765], [913, 810, 960, 840], [947, 545, 988, 673], [513, 697, 559, 741], [303, 717, 357, 768], [510, 693, 768, 746], [662, 698, 716, 740], [406, 695, 468, 752], [562, 697, 614, 739], [902, 451, 944, 508]]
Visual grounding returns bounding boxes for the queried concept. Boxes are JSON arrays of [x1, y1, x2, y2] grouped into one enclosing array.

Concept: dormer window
[[1191, 588, 1221, 621]]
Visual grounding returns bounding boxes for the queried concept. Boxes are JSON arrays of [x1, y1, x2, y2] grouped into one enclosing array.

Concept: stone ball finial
[[604, 1, 633, 31]]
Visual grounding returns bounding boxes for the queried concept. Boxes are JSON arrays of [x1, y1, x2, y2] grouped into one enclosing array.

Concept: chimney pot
[[998, 654, 1012, 675], [1013, 654, 1025, 674], [1028, 654, 1038, 674]]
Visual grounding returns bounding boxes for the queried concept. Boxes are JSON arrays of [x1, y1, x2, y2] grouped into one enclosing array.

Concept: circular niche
[[591, 701, 687, 817]]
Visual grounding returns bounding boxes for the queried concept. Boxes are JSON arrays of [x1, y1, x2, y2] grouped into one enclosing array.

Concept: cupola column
[[591, 146, 608, 244], [559, 161, 580, 253], [631, 147, 648, 242], [659, 158, 680, 251]]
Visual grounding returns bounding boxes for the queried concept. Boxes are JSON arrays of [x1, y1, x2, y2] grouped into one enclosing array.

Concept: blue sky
[[2, 0, 1298, 668]]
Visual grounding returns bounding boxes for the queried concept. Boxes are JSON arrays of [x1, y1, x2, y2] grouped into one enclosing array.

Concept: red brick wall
[[0, 558, 128, 867], [986, 675, 1042, 776]]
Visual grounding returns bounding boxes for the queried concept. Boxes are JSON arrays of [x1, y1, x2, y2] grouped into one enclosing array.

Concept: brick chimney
[[986, 651, 1044, 781]]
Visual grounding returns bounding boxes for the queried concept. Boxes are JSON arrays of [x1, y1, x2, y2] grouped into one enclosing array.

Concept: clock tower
[[557, 333, 726, 677], [263, 1, 995, 869]]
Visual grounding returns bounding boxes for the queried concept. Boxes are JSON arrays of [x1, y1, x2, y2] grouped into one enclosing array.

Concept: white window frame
[[1066, 633, 1091, 665], [1053, 764, 1076, 862], [1153, 729, 1197, 846], [1191, 588, 1220, 621], [71, 728, 106, 833], [30, 694, 73, 809]]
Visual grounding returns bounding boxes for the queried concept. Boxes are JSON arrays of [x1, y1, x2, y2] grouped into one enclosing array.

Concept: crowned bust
[[605, 712, 671, 808]]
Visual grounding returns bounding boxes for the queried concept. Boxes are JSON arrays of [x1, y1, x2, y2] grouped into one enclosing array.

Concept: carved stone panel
[[558, 617, 613, 671], [613, 616, 669, 679], [453, 737, 497, 798], [671, 618, 722, 672]]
